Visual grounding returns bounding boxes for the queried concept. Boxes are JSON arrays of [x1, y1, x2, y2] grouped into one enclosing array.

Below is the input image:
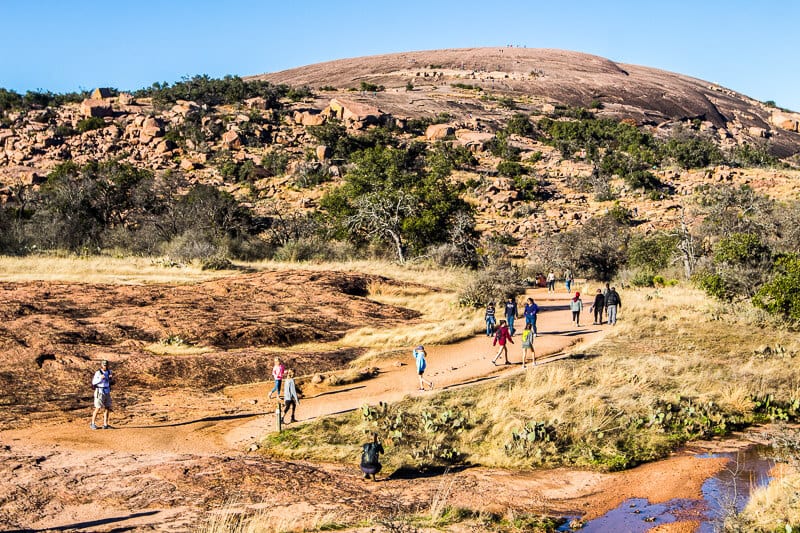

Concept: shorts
[[361, 464, 382, 475], [94, 389, 112, 410]]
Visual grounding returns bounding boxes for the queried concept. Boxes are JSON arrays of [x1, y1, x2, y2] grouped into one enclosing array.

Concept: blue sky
[[2, 1, 798, 111]]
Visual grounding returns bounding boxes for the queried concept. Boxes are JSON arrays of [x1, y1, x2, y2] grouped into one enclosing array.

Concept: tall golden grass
[[0, 254, 228, 284]]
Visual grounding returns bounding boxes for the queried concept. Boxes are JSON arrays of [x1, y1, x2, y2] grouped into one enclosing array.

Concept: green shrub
[[752, 254, 800, 321], [661, 130, 723, 169], [627, 232, 679, 271], [76, 116, 107, 133], [359, 81, 384, 92], [261, 149, 290, 177], [458, 264, 526, 308], [630, 269, 655, 287], [505, 113, 535, 137], [497, 160, 525, 177]]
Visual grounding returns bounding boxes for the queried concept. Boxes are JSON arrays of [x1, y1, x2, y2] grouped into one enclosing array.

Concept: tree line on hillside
[[0, 139, 476, 269]]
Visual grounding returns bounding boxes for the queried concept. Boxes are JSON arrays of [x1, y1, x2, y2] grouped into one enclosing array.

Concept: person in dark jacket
[[504, 296, 518, 336], [360, 433, 384, 481], [589, 289, 605, 325], [605, 287, 622, 325]]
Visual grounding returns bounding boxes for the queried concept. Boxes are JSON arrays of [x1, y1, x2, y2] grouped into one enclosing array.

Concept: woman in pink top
[[491, 320, 514, 365], [268, 357, 285, 400]]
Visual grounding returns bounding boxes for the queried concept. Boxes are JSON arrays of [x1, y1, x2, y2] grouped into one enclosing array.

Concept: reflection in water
[[557, 446, 775, 533]]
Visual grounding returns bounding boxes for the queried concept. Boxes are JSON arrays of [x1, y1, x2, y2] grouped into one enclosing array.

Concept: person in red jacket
[[491, 320, 514, 365]]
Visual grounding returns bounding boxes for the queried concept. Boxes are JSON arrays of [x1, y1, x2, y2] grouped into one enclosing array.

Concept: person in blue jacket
[[523, 297, 539, 336]]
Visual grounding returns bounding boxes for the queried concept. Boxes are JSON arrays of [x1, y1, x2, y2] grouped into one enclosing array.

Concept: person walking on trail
[[413, 345, 433, 391], [546, 271, 556, 292], [589, 288, 605, 325], [360, 432, 384, 481], [268, 357, 285, 400], [90, 359, 114, 430], [484, 301, 496, 337], [569, 292, 584, 327], [282, 369, 299, 423], [523, 297, 539, 336], [565, 270, 574, 293], [504, 296, 518, 336], [521, 323, 536, 368], [492, 319, 514, 365], [605, 286, 622, 325]]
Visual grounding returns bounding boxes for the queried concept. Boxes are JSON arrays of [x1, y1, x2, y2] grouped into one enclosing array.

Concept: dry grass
[[735, 472, 800, 532], [0, 254, 229, 284], [202, 502, 353, 533]]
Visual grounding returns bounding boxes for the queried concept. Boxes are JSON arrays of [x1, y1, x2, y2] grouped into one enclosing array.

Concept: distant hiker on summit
[[90, 359, 114, 430]]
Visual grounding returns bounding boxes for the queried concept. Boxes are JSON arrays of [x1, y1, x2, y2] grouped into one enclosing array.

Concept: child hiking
[[491, 320, 514, 365], [484, 301, 496, 336], [570, 292, 584, 327], [521, 323, 536, 368], [413, 345, 433, 391], [268, 357, 285, 400]]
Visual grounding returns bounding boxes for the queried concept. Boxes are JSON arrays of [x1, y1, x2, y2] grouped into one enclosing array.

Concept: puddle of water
[[558, 446, 775, 533]]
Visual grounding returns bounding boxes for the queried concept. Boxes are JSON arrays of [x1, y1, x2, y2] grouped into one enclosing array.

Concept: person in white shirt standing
[[91, 359, 114, 430]]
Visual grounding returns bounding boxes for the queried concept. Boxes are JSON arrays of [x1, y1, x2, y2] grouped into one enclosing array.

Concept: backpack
[[361, 442, 382, 466]]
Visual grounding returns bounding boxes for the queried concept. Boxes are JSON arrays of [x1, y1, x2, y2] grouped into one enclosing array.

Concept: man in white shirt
[[91, 360, 114, 430]]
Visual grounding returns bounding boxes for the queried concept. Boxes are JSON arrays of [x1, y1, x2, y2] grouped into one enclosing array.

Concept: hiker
[[523, 297, 539, 336], [90, 359, 114, 430], [504, 296, 518, 336], [484, 301, 496, 336], [589, 288, 605, 325], [282, 369, 299, 423], [605, 286, 622, 325], [413, 345, 433, 391], [546, 271, 556, 292], [268, 357, 285, 400], [602, 282, 611, 298], [565, 270, 574, 293], [360, 432, 384, 481], [521, 322, 536, 368], [569, 292, 583, 327], [491, 319, 514, 365]]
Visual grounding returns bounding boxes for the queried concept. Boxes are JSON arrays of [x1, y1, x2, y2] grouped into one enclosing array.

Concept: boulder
[[770, 110, 800, 132], [293, 110, 326, 126], [326, 98, 384, 129], [91, 88, 114, 99], [455, 130, 494, 151], [425, 123, 454, 140], [139, 117, 163, 144], [748, 126, 768, 138], [155, 139, 175, 154], [222, 130, 242, 149], [316, 145, 331, 160], [80, 99, 113, 118]]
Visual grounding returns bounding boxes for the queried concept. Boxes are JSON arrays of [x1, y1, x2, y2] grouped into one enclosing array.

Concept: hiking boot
[[102, 425, 112, 429], [90, 423, 98, 430]]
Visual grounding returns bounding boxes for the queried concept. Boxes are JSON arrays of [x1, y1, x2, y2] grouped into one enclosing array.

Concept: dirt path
[[2, 288, 599, 455], [0, 288, 734, 532]]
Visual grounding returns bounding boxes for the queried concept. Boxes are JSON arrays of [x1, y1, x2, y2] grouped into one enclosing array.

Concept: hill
[[252, 47, 800, 156]]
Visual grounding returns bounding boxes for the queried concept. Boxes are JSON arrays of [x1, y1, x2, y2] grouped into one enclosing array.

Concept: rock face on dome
[[252, 47, 800, 157]]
